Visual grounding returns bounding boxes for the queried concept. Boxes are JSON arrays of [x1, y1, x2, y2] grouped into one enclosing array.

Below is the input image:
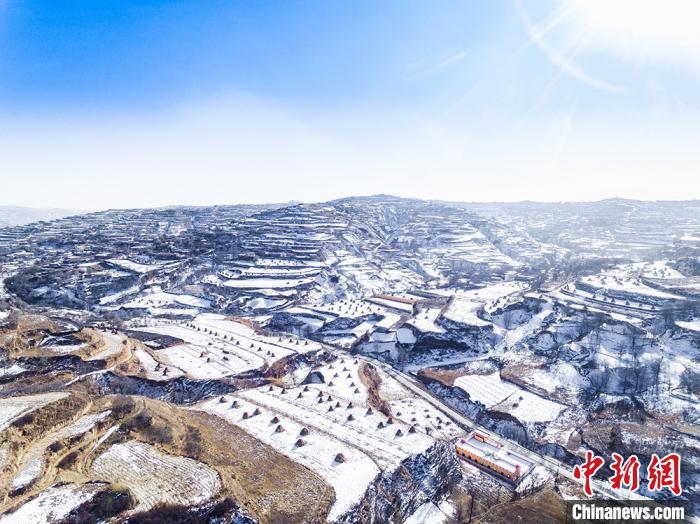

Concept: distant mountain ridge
[[0, 206, 84, 228]]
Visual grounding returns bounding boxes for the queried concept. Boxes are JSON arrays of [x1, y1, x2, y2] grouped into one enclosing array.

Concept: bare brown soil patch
[[474, 485, 566, 524], [418, 367, 468, 387], [359, 361, 391, 415]]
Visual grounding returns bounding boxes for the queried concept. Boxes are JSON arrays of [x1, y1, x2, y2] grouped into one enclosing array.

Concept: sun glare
[[517, 0, 700, 92], [569, 0, 700, 64]]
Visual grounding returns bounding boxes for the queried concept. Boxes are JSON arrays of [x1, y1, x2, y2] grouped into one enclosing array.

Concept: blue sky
[[0, 1, 504, 110], [1, 0, 699, 208]]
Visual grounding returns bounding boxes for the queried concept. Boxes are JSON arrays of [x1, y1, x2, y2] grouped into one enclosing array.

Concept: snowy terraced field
[[385, 396, 460, 440], [298, 300, 403, 330], [676, 319, 700, 332], [223, 276, 316, 289], [454, 372, 566, 423], [198, 357, 454, 520], [0, 393, 70, 432], [315, 299, 372, 318], [282, 306, 337, 323], [580, 275, 684, 300], [574, 262, 689, 303], [367, 296, 414, 312], [442, 282, 527, 326], [407, 307, 445, 334], [133, 347, 184, 381], [238, 386, 435, 468], [91, 441, 221, 511], [159, 343, 260, 379], [12, 411, 111, 490], [519, 362, 585, 399], [334, 252, 420, 294], [237, 265, 321, 278], [442, 297, 490, 327], [41, 343, 87, 354], [99, 285, 141, 305], [86, 331, 127, 361], [551, 287, 651, 320], [428, 227, 521, 270], [246, 296, 288, 309], [0, 363, 27, 378], [200, 394, 379, 521], [1, 483, 109, 524], [196, 315, 323, 357], [135, 315, 320, 378], [107, 258, 177, 274], [639, 261, 686, 279], [122, 286, 211, 310]]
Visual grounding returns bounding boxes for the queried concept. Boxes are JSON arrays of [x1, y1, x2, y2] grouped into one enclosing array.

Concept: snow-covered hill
[[0, 206, 83, 228], [1, 195, 698, 521]]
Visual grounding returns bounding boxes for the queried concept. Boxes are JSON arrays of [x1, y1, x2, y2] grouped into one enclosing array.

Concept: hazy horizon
[[3, 193, 700, 217]]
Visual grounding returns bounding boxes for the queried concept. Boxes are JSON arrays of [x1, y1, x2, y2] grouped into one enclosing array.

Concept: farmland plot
[[122, 286, 210, 310], [0, 363, 27, 378], [12, 411, 111, 490], [198, 357, 454, 520], [133, 348, 184, 381], [86, 331, 127, 361], [135, 324, 266, 378], [199, 394, 378, 521], [454, 372, 566, 423], [195, 314, 321, 355], [0, 393, 70, 432], [223, 276, 316, 289], [91, 441, 220, 511], [160, 344, 254, 380], [136, 315, 319, 379], [0, 483, 109, 524]]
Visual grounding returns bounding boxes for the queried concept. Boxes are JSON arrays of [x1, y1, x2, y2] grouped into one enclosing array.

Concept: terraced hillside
[[1, 196, 699, 522]]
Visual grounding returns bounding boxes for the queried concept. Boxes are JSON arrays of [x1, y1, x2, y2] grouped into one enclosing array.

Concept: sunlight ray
[[514, 0, 626, 93], [528, 1, 577, 43]]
